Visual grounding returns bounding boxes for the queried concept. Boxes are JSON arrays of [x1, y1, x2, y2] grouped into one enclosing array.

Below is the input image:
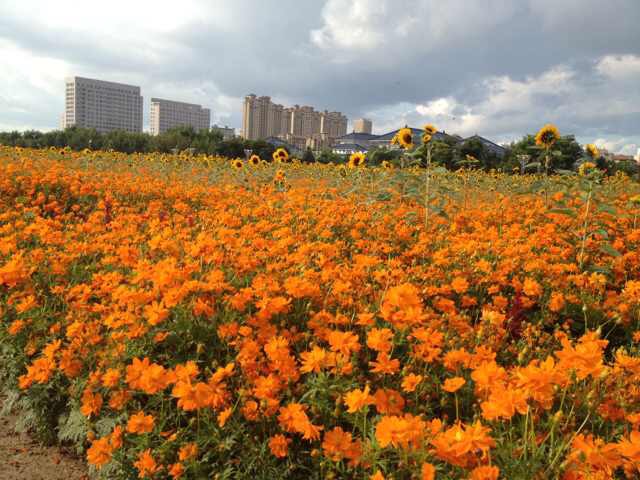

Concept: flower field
[[2, 145, 640, 479]]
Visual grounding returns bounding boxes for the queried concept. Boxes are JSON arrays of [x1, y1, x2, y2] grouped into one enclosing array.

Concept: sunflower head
[[249, 154, 261, 166], [578, 161, 596, 176], [273, 148, 289, 163], [231, 159, 244, 170], [535, 124, 560, 149], [348, 151, 366, 168], [274, 169, 286, 183], [396, 127, 414, 149], [422, 133, 433, 145], [381, 160, 392, 169], [585, 144, 600, 159], [423, 124, 437, 135]]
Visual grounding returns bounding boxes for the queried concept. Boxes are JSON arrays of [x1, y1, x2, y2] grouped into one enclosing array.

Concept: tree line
[[1, 126, 637, 176]]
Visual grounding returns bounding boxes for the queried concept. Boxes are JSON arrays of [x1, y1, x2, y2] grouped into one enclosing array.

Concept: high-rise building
[[150, 98, 210, 135], [353, 118, 372, 134], [241, 94, 347, 145], [63, 76, 143, 133]]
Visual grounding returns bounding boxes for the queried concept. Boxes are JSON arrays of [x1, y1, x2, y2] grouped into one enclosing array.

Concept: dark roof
[[336, 132, 378, 142], [462, 135, 507, 156], [332, 143, 368, 151], [373, 127, 424, 141], [370, 128, 457, 145]]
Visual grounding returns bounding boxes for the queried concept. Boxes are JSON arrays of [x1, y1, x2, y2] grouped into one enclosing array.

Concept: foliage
[[1, 146, 640, 479]]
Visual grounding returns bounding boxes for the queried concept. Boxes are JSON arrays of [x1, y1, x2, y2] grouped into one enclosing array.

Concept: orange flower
[[421, 462, 436, 480], [401, 373, 423, 393], [168, 462, 185, 479], [375, 414, 426, 449], [344, 385, 375, 413], [367, 328, 394, 353], [80, 389, 103, 418], [126, 411, 155, 434], [322, 427, 362, 465], [86, 436, 113, 468], [469, 465, 500, 480], [442, 377, 465, 393], [278, 403, 323, 440], [178, 442, 198, 461], [218, 407, 232, 427], [269, 434, 290, 458], [374, 388, 406, 415], [133, 449, 158, 478]]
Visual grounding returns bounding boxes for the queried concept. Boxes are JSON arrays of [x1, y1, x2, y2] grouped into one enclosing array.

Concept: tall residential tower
[[63, 76, 143, 133], [241, 94, 347, 149]]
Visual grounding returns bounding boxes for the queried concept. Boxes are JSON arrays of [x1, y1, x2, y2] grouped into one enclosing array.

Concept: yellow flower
[[535, 124, 560, 149], [249, 154, 261, 166], [348, 151, 366, 168], [396, 128, 414, 149], [422, 133, 433, 144], [273, 148, 289, 163], [585, 143, 600, 158], [231, 159, 244, 170], [381, 160, 392, 169], [578, 161, 596, 176], [423, 124, 437, 135]]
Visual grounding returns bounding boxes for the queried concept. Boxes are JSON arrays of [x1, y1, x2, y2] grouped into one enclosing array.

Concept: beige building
[[211, 124, 235, 140], [353, 118, 372, 134], [241, 94, 347, 145], [63, 76, 143, 133], [150, 98, 210, 135]]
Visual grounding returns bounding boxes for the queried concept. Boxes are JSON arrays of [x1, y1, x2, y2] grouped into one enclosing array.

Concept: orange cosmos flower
[[178, 442, 198, 461], [86, 436, 113, 468], [126, 411, 155, 434], [401, 373, 423, 393], [269, 434, 291, 458], [421, 462, 436, 480], [133, 449, 158, 479], [469, 465, 500, 480], [442, 377, 466, 393], [344, 385, 375, 413]]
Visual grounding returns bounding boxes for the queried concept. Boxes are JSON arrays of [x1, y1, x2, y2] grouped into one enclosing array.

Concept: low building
[[211, 124, 235, 140], [332, 143, 368, 155]]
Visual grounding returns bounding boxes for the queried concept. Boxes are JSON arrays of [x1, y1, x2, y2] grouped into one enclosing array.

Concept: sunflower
[[578, 161, 596, 176], [423, 124, 437, 135], [348, 151, 366, 168], [381, 160, 392, 169], [274, 169, 286, 183], [273, 148, 289, 163], [535, 124, 560, 149], [396, 127, 414, 149], [249, 154, 261, 166], [585, 144, 600, 159], [422, 133, 433, 145], [231, 159, 244, 170]]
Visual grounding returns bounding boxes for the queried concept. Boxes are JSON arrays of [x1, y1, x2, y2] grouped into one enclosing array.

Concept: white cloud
[[365, 56, 640, 150], [596, 54, 640, 80], [311, 0, 515, 61]]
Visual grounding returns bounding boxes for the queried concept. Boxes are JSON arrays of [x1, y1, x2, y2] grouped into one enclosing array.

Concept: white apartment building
[[63, 76, 143, 133], [150, 98, 211, 135]]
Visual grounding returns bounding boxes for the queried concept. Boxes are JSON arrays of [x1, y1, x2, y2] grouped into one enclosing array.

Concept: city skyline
[[1, 1, 640, 157]]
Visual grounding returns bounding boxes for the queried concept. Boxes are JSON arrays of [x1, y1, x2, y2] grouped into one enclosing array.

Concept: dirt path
[[0, 412, 88, 480]]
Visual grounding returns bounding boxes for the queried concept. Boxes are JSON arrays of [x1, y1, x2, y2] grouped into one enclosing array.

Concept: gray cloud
[[1, 0, 639, 154]]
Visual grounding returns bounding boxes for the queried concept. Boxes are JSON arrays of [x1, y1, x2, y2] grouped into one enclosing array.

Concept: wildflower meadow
[[1, 125, 640, 479]]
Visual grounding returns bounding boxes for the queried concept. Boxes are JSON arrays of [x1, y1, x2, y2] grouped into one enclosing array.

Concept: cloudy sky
[[1, 0, 639, 155]]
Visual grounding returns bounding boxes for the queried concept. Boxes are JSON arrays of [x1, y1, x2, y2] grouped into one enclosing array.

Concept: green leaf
[[600, 243, 622, 258]]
